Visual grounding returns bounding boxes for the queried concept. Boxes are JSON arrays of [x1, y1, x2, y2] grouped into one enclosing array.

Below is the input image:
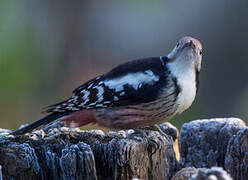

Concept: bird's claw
[[127, 128, 160, 155], [139, 124, 168, 137]]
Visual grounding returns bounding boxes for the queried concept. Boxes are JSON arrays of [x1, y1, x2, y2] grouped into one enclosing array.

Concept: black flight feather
[[11, 112, 71, 136]]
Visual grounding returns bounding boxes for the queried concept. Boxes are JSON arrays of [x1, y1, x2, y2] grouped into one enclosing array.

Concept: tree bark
[[178, 118, 246, 169], [225, 128, 248, 180], [171, 167, 232, 180], [0, 123, 177, 180], [1, 118, 247, 180]]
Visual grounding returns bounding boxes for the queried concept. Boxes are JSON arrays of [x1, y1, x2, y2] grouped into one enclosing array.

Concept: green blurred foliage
[[0, 0, 247, 131]]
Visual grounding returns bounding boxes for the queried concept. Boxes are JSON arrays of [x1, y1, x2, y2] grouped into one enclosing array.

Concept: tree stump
[[0, 123, 177, 180], [178, 118, 246, 168], [1, 118, 246, 180], [0, 165, 3, 180], [225, 128, 248, 180], [171, 167, 232, 180]]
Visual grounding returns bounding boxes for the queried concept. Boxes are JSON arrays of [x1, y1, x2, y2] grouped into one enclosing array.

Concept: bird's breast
[[175, 72, 196, 114]]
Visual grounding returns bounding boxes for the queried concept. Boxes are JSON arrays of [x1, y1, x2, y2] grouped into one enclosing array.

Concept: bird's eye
[[176, 42, 179, 48], [200, 50, 203, 55]]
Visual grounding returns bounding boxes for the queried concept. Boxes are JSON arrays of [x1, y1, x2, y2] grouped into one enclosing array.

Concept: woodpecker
[[11, 36, 203, 135]]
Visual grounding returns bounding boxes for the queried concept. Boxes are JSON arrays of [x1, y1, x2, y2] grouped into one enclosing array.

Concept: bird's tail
[[11, 112, 71, 136]]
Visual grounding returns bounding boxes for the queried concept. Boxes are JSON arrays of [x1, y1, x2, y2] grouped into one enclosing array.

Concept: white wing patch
[[51, 69, 161, 112], [81, 90, 90, 104], [95, 86, 104, 103], [104, 70, 159, 92]]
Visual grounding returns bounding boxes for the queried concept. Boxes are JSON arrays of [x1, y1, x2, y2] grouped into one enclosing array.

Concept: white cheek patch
[[104, 71, 159, 92]]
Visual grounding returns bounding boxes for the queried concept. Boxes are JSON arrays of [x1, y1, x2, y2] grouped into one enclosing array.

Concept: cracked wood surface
[[0, 118, 247, 180], [0, 123, 177, 180]]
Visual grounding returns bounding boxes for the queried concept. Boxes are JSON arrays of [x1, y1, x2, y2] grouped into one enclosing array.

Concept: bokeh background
[[1, 0, 248, 131]]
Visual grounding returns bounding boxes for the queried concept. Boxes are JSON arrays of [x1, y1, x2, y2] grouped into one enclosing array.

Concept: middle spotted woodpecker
[[12, 36, 203, 135]]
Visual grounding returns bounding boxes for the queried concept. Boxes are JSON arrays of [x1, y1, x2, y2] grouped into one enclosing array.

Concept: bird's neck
[[167, 57, 197, 114]]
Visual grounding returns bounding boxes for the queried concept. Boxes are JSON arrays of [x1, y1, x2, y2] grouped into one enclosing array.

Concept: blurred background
[[1, 0, 248, 131]]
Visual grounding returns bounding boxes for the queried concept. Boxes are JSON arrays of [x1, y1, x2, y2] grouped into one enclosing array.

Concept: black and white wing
[[46, 56, 179, 112]]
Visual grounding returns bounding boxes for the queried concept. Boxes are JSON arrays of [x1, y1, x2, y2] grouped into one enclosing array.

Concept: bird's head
[[167, 36, 202, 73]]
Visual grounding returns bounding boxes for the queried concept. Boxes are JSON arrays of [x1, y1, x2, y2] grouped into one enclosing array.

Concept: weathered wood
[[0, 131, 97, 180], [2, 117, 247, 180], [0, 123, 177, 180], [190, 167, 233, 180], [225, 128, 248, 180], [171, 167, 198, 180], [178, 118, 246, 168], [0, 165, 2, 180], [190, 167, 232, 180], [171, 167, 233, 180], [158, 122, 178, 141]]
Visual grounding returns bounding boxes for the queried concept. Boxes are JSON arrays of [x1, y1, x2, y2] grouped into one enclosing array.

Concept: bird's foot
[[127, 128, 159, 155], [140, 124, 168, 137], [127, 128, 147, 139]]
